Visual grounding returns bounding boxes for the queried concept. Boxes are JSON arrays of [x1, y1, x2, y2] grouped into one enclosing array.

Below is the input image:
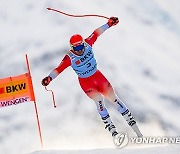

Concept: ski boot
[[122, 109, 143, 137], [102, 114, 118, 137]]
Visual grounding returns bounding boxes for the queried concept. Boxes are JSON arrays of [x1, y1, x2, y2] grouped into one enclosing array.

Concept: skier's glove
[[107, 17, 119, 27], [41, 76, 52, 86]]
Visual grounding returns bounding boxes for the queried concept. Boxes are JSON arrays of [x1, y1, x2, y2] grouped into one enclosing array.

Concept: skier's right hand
[[41, 76, 52, 86]]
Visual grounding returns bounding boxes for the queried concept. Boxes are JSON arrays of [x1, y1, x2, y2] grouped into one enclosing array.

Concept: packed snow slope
[[31, 145, 180, 154], [0, 0, 180, 154]]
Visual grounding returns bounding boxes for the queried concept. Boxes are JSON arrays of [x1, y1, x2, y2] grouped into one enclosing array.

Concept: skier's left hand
[[107, 17, 119, 27]]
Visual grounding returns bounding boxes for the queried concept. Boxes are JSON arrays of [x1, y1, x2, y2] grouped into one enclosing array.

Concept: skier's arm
[[85, 17, 119, 46], [41, 55, 71, 86], [49, 55, 71, 80]]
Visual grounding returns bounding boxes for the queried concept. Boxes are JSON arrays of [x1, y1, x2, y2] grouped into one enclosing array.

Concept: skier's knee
[[114, 98, 127, 114], [95, 100, 109, 117], [98, 105, 109, 117]]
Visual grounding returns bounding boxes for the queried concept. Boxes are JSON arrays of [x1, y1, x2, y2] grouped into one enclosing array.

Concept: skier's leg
[[106, 90, 143, 137], [78, 77, 118, 136], [96, 71, 143, 137], [92, 93, 118, 136]]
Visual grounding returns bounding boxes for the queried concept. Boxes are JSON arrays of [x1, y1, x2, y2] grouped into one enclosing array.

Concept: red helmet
[[70, 34, 83, 46]]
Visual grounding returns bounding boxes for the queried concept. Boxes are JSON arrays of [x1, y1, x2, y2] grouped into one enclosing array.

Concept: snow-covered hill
[[0, 0, 180, 154]]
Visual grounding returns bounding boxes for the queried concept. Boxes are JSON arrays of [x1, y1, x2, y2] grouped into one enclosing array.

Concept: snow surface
[[31, 145, 180, 154], [0, 0, 180, 154]]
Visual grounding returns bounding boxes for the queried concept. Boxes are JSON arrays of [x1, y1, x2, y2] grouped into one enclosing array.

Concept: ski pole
[[47, 8, 109, 19], [45, 87, 57, 108]]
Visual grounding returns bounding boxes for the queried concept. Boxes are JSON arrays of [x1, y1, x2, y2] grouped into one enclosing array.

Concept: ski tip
[[47, 8, 51, 10]]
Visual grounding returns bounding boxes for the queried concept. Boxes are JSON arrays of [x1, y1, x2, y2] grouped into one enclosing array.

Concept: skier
[[41, 17, 142, 137]]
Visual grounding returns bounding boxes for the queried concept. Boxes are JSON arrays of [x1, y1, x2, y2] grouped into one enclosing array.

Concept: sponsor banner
[[0, 73, 35, 108], [0, 96, 30, 108]]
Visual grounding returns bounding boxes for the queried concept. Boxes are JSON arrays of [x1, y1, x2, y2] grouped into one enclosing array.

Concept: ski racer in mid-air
[[42, 17, 143, 138]]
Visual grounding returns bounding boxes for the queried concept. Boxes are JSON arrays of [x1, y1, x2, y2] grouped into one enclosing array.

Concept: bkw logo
[[6, 83, 26, 93]]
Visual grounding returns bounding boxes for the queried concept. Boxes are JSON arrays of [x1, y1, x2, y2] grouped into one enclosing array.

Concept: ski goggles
[[72, 43, 85, 51]]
